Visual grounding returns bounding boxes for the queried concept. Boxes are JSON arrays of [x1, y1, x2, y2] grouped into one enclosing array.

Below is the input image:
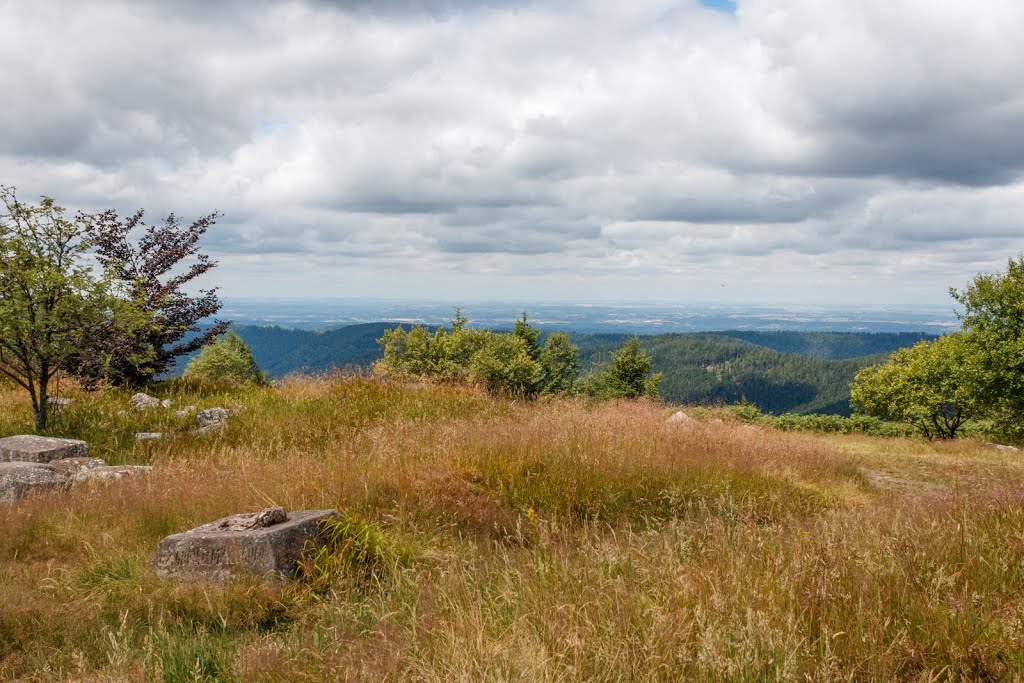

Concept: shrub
[[539, 332, 579, 395], [376, 310, 579, 398], [724, 401, 919, 437], [298, 514, 405, 596], [182, 331, 268, 386], [580, 338, 662, 399], [469, 333, 542, 397]]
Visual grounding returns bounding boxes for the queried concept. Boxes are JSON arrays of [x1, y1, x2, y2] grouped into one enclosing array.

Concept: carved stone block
[[153, 508, 338, 581], [0, 435, 89, 463]]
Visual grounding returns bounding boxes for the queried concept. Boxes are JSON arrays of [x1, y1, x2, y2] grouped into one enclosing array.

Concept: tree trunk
[[35, 372, 49, 432]]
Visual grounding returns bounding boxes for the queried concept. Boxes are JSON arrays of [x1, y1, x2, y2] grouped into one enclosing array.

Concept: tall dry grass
[[0, 375, 1022, 681]]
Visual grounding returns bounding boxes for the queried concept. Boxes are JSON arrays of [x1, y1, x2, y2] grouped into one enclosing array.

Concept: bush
[[182, 331, 268, 386], [469, 333, 542, 397], [580, 338, 662, 400], [727, 401, 918, 437], [376, 310, 579, 398], [298, 513, 406, 596]]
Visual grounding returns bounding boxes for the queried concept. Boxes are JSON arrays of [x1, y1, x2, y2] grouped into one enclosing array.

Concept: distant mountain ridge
[[207, 324, 937, 416]]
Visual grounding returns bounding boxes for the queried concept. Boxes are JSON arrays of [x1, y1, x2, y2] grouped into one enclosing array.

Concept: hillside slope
[[1, 378, 1022, 680], [715, 330, 936, 360], [574, 333, 882, 415]]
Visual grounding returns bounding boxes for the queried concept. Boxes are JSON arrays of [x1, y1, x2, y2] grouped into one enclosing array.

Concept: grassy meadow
[[1, 375, 1023, 681]]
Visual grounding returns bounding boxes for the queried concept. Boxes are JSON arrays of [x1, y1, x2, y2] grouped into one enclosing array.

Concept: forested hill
[[573, 333, 887, 416], [714, 330, 936, 360], [230, 323, 404, 377], [222, 324, 933, 416]]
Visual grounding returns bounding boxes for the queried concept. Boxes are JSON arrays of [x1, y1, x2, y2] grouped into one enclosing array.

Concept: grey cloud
[[2, 0, 1024, 303]]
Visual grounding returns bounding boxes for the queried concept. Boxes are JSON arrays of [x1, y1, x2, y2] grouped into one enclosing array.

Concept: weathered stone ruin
[[153, 508, 338, 581], [0, 462, 68, 505], [0, 435, 89, 463], [0, 435, 151, 504]]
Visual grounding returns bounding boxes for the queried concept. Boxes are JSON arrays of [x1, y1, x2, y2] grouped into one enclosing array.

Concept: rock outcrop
[[130, 392, 163, 410], [195, 408, 232, 434]]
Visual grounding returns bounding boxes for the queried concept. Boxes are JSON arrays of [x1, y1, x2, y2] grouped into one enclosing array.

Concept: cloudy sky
[[2, 0, 1023, 305]]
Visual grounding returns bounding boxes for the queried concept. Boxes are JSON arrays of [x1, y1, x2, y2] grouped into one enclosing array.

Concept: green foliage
[[182, 331, 268, 387], [512, 311, 542, 361], [727, 402, 918, 437], [468, 333, 543, 397], [539, 332, 579, 395], [850, 334, 981, 439], [152, 627, 236, 682], [580, 337, 662, 399], [299, 513, 405, 596], [951, 255, 1024, 439], [0, 187, 147, 430], [376, 311, 580, 398]]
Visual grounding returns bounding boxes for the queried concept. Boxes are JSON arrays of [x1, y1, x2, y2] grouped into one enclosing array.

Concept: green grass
[[1, 375, 1023, 680]]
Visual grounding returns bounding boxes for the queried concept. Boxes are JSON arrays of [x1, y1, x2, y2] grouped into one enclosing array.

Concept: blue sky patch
[[701, 0, 737, 12]]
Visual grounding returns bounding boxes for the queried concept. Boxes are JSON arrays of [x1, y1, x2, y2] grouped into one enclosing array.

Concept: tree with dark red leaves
[[71, 209, 230, 387]]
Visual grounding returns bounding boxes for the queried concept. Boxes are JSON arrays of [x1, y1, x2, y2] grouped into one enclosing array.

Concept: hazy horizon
[[218, 298, 961, 334]]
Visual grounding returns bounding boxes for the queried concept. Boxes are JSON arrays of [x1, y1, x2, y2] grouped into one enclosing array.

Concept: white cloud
[[2, 0, 1023, 304]]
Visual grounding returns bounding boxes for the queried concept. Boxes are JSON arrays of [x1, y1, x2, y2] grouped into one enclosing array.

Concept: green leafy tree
[[450, 306, 469, 332], [513, 311, 542, 361], [469, 333, 542, 397], [377, 325, 440, 378], [850, 333, 981, 439], [582, 337, 662, 399], [539, 332, 579, 395], [0, 187, 143, 430], [182, 331, 268, 386], [951, 255, 1024, 438]]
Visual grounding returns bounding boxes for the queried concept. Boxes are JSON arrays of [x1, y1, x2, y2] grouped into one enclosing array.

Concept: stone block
[[0, 435, 89, 463], [196, 408, 231, 429], [130, 392, 162, 410], [75, 465, 154, 483], [50, 457, 107, 478], [153, 508, 338, 581], [136, 432, 164, 441], [0, 462, 69, 505]]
